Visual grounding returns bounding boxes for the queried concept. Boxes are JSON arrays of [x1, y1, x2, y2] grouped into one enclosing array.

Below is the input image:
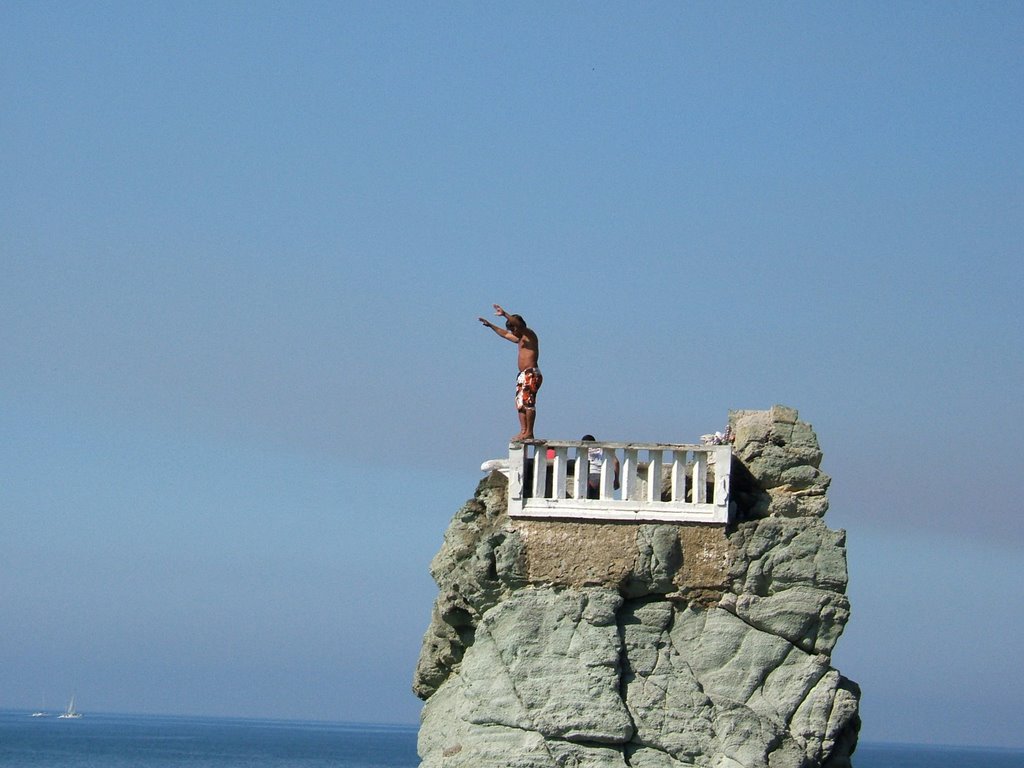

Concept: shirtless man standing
[[478, 304, 541, 441]]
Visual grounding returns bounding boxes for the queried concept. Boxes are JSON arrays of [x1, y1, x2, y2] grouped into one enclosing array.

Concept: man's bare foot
[[510, 432, 526, 442]]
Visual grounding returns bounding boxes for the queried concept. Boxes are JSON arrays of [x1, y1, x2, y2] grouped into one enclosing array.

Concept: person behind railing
[[581, 435, 620, 500]]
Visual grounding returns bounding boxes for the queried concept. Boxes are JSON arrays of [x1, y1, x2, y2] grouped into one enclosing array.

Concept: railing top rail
[[513, 440, 726, 452]]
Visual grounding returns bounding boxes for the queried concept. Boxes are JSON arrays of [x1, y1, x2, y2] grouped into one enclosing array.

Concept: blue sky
[[2, 1, 1022, 749]]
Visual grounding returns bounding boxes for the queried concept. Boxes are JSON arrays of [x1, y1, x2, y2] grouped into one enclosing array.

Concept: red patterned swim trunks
[[515, 367, 543, 412]]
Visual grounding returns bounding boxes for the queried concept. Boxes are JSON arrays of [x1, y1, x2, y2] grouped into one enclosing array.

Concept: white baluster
[[571, 444, 586, 500], [693, 450, 708, 504], [670, 450, 686, 502], [508, 442, 525, 513], [553, 446, 568, 499], [532, 444, 548, 499], [600, 446, 616, 500], [713, 445, 731, 506], [622, 448, 639, 501], [647, 449, 663, 503]]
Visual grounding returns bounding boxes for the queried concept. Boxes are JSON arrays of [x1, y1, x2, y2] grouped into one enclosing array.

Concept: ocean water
[[0, 711, 418, 767], [854, 741, 1024, 768], [2, 711, 1023, 767]]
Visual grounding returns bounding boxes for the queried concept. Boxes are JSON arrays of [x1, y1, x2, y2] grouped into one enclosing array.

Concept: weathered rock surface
[[415, 406, 860, 767], [728, 405, 831, 520]]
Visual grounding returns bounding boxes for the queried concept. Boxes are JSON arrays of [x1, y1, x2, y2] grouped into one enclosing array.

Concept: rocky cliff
[[414, 406, 860, 768]]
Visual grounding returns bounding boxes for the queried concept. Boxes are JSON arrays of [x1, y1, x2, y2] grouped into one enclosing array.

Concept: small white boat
[[57, 696, 82, 719], [31, 695, 49, 717]]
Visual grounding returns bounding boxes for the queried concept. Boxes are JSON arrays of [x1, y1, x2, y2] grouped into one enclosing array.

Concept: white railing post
[[532, 444, 548, 499], [693, 450, 708, 504], [713, 445, 731, 508], [622, 448, 639, 501], [552, 446, 568, 500], [508, 442, 525, 514], [670, 450, 686, 502], [647, 449, 662, 503], [600, 448, 616, 500], [571, 445, 586, 500]]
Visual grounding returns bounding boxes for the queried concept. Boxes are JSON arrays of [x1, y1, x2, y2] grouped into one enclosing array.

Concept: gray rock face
[[722, 518, 851, 656], [729, 406, 831, 520], [415, 407, 860, 767]]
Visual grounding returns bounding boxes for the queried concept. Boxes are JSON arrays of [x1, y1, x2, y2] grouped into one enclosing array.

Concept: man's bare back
[[478, 304, 542, 441]]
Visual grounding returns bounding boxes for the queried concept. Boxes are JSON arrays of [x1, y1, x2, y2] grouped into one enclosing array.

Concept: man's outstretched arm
[[478, 316, 518, 341]]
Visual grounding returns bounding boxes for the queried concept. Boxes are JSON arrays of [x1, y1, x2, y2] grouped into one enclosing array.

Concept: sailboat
[[57, 696, 82, 719]]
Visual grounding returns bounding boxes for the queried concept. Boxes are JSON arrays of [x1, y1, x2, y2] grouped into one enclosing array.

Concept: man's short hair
[[506, 314, 526, 331]]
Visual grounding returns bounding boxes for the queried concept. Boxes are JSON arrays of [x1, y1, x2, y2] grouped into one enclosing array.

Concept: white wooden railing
[[507, 440, 732, 524]]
